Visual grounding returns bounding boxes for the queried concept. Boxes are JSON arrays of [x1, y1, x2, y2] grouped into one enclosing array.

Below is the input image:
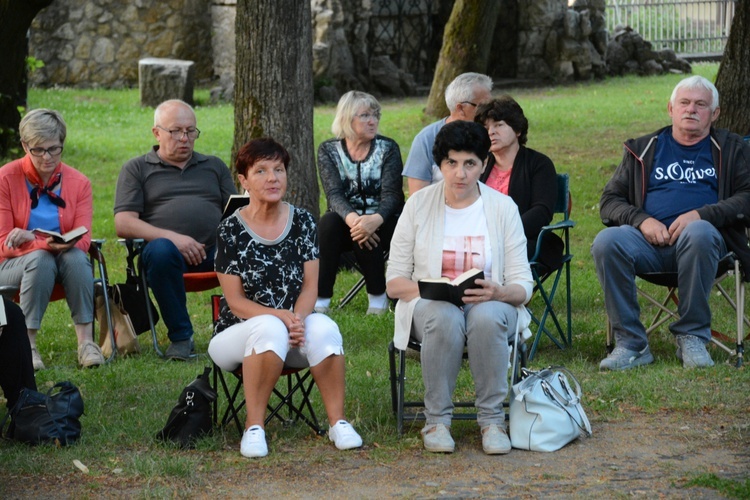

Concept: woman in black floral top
[[208, 138, 362, 458], [315, 91, 404, 315]]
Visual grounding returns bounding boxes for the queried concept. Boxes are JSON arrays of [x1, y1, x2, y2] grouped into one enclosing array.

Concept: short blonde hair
[[331, 91, 381, 140], [19, 108, 67, 147]]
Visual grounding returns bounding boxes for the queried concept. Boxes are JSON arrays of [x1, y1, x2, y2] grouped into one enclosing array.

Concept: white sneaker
[[31, 347, 46, 371], [328, 420, 362, 450], [240, 425, 268, 458], [77, 341, 105, 368]]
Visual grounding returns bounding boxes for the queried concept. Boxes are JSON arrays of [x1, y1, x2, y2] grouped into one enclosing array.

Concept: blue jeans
[[591, 221, 725, 350], [411, 299, 517, 428], [141, 238, 214, 343]]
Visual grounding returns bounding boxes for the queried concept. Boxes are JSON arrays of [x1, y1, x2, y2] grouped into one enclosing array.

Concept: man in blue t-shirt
[[402, 73, 492, 195], [592, 76, 750, 371]]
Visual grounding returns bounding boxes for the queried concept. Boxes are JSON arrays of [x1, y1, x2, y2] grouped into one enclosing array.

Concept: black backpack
[[156, 367, 217, 448]]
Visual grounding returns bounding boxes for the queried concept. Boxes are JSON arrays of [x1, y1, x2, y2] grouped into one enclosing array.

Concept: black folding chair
[[209, 295, 325, 437], [388, 330, 527, 436]]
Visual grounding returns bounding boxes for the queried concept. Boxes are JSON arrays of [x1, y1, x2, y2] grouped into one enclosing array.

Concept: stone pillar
[[138, 58, 195, 107]]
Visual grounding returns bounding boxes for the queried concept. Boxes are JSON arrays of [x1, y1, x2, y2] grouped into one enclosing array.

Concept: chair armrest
[[531, 220, 575, 263]]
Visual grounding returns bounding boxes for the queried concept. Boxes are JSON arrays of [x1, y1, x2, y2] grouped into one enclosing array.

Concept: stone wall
[[28, 0, 686, 97], [516, 0, 608, 81], [28, 0, 214, 88]]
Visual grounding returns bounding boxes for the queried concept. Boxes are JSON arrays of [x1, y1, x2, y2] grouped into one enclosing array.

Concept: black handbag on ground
[[111, 278, 159, 335], [1, 381, 84, 446], [156, 367, 217, 448]]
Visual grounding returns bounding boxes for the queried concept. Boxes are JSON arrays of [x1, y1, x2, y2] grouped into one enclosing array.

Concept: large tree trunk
[[233, 0, 319, 218], [424, 0, 501, 118], [715, 1, 750, 136], [0, 0, 54, 159]]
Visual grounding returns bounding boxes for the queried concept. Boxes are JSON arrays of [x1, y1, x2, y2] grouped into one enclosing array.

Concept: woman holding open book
[[0, 109, 103, 369], [386, 121, 533, 455]]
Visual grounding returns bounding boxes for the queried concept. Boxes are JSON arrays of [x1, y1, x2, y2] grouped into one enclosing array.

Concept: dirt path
[[2, 413, 748, 498]]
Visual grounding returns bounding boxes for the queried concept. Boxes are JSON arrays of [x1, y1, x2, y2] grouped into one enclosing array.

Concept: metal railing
[[606, 0, 736, 55], [368, 0, 436, 86]]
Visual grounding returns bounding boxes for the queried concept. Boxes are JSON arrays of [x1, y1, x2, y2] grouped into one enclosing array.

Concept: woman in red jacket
[[0, 109, 103, 370]]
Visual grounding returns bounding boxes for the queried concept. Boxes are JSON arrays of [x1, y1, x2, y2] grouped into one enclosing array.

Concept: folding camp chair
[[0, 239, 117, 363], [388, 329, 528, 436], [527, 173, 575, 360], [605, 250, 748, 367], [121, 239, 220, 357], [337, 250, 390, 309], [209, 295, 325, 438]]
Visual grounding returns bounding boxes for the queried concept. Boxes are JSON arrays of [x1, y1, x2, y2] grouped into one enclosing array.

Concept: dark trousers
[[0, 298, 36, 410], [317, 211, 398, 298], [141, 238, 215, 343]]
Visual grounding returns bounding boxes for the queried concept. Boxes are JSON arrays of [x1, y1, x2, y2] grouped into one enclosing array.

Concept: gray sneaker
[[421, 423, 454, 453], [675, 335, 714, 368], [165, 339, 192, 361], [599, 344, 654, 371], [481, 424, 511, 455]]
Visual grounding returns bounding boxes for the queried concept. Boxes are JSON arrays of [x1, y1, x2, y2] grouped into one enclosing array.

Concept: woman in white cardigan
[[386, 121, 533, 455]]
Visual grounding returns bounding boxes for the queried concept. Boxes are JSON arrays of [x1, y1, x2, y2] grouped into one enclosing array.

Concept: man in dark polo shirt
[[592, 76, 750, 371], [114, 99, 236, 360]]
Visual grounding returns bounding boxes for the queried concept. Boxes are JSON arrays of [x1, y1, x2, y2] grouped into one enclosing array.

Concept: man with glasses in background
[[402, 73, 493, 195], [114, 99, 236, 360]]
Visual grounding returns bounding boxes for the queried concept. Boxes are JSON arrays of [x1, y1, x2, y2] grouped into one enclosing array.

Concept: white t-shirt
[[442, 197, 492, 280]]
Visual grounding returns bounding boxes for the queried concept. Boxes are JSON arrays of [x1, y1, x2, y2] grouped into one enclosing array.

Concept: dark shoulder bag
[[156, 367, 217, 448], [1, 381, 84, 446]]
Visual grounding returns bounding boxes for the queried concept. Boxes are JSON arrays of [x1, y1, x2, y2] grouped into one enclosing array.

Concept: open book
[[418, 268, 484, 307], [222, 194, 250, 220], [33, 226, 88, 244]]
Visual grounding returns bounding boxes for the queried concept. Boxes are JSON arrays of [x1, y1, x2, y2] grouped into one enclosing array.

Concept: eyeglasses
[[26, 145, 64, 157], [354, 111, 381, 122], [156, 126, 201, 140], [460, 101, 478, 107]]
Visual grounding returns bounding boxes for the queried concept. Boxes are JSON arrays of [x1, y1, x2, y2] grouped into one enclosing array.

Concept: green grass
[[1, 63, 748, 496]]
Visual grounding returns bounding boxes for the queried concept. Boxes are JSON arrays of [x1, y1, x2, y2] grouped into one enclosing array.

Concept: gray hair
[[331, 90, 381, 139], [154, 99, 195, 126], [444, 73, 493, 111], [670, 75, 719, 111], [19, 108, 67, 146]]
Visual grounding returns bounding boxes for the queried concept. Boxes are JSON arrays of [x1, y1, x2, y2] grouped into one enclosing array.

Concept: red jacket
[[0, 156, 92, 264]]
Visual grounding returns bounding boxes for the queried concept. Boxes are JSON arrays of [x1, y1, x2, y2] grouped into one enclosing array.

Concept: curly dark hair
[[474, 95, 529, 146], [235, 137, 291, 177], [432, 120, 491, 166]]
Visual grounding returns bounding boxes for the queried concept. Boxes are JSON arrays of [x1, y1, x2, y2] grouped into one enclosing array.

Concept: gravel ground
[[2, 412, 748, 498]]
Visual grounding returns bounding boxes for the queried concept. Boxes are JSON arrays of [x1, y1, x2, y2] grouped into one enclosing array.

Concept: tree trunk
[[715, 1, 750, 136], [233, 0, 319, 218], [424, 0, 501, 118], [0, 0, 54, 159]]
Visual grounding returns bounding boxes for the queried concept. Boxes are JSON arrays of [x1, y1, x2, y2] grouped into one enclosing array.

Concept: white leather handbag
[[509, 366, 592, 452]]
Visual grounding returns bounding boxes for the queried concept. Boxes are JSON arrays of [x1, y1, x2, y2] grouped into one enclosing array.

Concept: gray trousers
[[0, 249, 94, 329], [411, 299, 517, 428]]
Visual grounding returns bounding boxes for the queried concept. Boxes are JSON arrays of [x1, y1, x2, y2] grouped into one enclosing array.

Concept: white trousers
[[208, 312, 343, 372]]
